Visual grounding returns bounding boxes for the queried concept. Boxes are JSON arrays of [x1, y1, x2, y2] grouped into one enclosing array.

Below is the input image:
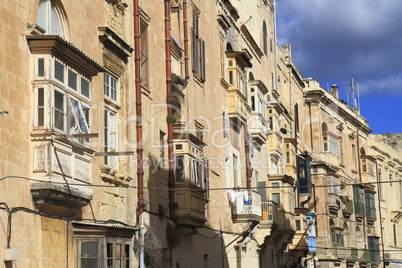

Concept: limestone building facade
[[1, 1, 402, 268]]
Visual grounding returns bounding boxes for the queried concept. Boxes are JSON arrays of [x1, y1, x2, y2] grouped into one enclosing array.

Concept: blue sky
[[275, 0, 402, 134]]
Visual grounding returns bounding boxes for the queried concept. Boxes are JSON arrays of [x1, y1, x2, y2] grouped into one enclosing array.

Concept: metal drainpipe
[[183, 0, 189, 79], [164, 0, 175, 218], [244, 125, 252, 191], [133, 0, 144, 219], [375, 160, 386, 268], [133, 1, 146, 267]]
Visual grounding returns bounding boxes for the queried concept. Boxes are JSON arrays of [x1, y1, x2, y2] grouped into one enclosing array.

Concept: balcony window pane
[[38, 58, 45, 77], [55, 60, 64, 82], [175, 156, 184, 182], [68, 69, 78, 90], [80, 241, 98, 268], [54, 90, 64, 131], [81, 78, 90, 98], [37, 88, 44, 126]]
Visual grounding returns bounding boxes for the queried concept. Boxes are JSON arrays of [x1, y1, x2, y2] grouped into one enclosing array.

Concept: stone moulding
[[31, 182, 92, 211]]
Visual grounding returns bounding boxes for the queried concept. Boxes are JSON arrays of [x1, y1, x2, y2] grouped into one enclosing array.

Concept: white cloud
[[276, 0, 402, 97]]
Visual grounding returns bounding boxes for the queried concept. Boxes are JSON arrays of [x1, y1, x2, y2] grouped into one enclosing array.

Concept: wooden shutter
[[200, 38, 206, 81], [191, 28, 197, 74]]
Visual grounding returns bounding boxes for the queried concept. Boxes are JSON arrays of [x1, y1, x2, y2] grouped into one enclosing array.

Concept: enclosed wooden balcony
[[227, 88, 249, 123], [231, 190, 262, 223], [328, 194, 340, 215], [248, 113, 269, 145], [342, 199, 353, 218], [226, 50, 252, 123], [173, 127, 208, 229]]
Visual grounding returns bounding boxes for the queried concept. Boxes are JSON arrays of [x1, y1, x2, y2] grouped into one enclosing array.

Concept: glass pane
[[38, 88, 44, 106], [37, 0, 46, 31], [81, 258, 98, 268], [81, 78, 90, 98], [111, 77, 117, 100], [107, 243, 113, 258], [54, 91, 64, 130], [68, 69, 77, 90], [69, 97, 89, 133], [50, 3, 61, 36], [109, 113, 116, 150], [104, 74, 109, 96], [38, 58, 45, 77], [38, 108, 44, 126], [81, 241, 98, 257], [125, 244, 130, 259], [175, 156, 184, 182], [55, 61, 64, 82], [107, 259, 113, 268]]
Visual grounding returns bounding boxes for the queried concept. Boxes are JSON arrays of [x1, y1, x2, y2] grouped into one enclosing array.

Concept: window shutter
[[200, 38, 206, 81], [204, 158, 210, 201], [191, 28, 197, 74]]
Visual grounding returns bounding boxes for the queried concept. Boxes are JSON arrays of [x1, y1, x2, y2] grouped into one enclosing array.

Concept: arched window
[[262, 21, 267, 55], [37, 0, 66, 37]]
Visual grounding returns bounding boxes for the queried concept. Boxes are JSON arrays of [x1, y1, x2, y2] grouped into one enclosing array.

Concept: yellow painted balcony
[[173, 128, 208, 229], [227, 88, 249, 123]]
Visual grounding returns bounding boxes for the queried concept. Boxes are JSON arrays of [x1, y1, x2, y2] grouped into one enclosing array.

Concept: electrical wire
[[1, 175, 402, 192], [361, 107, 402, 120]]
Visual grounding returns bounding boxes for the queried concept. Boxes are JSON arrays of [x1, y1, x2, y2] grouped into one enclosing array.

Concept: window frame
[[37, 0, 66, 37], [104, 109, 117, 168], [77, 237, 132, 268]]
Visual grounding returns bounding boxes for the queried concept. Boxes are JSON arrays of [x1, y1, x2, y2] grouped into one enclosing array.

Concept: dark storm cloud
[[276, 0, 402, 96]]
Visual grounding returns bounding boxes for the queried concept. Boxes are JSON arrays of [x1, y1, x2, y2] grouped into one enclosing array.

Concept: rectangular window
[[296, 220, 301, 231], [68, 69, 78, 90], [353, 185, 365, 216], [81, 78, 90, 98], [37, 88, 45, 126], [175, 155, 185, 182], [191, 12, 206, 82], [104, 73, 117, 101], [105, 110, 117, 168], [365, 190, 376, 219], [78, 239, 131, 268], [55, 60, 64, 82], [54, 90, 65, 131], [368, 236, 380, 263], [272, 193, 280, 208], [140, 20, 149, 88], [70, 97, 89, 134], [160, 131, 165, 167], [352, 144, 357, 169], [233, 154, 238, 188], [38, 58, 45, 77], [297, 156, 312, 194], [79, 241, 99, 267]]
